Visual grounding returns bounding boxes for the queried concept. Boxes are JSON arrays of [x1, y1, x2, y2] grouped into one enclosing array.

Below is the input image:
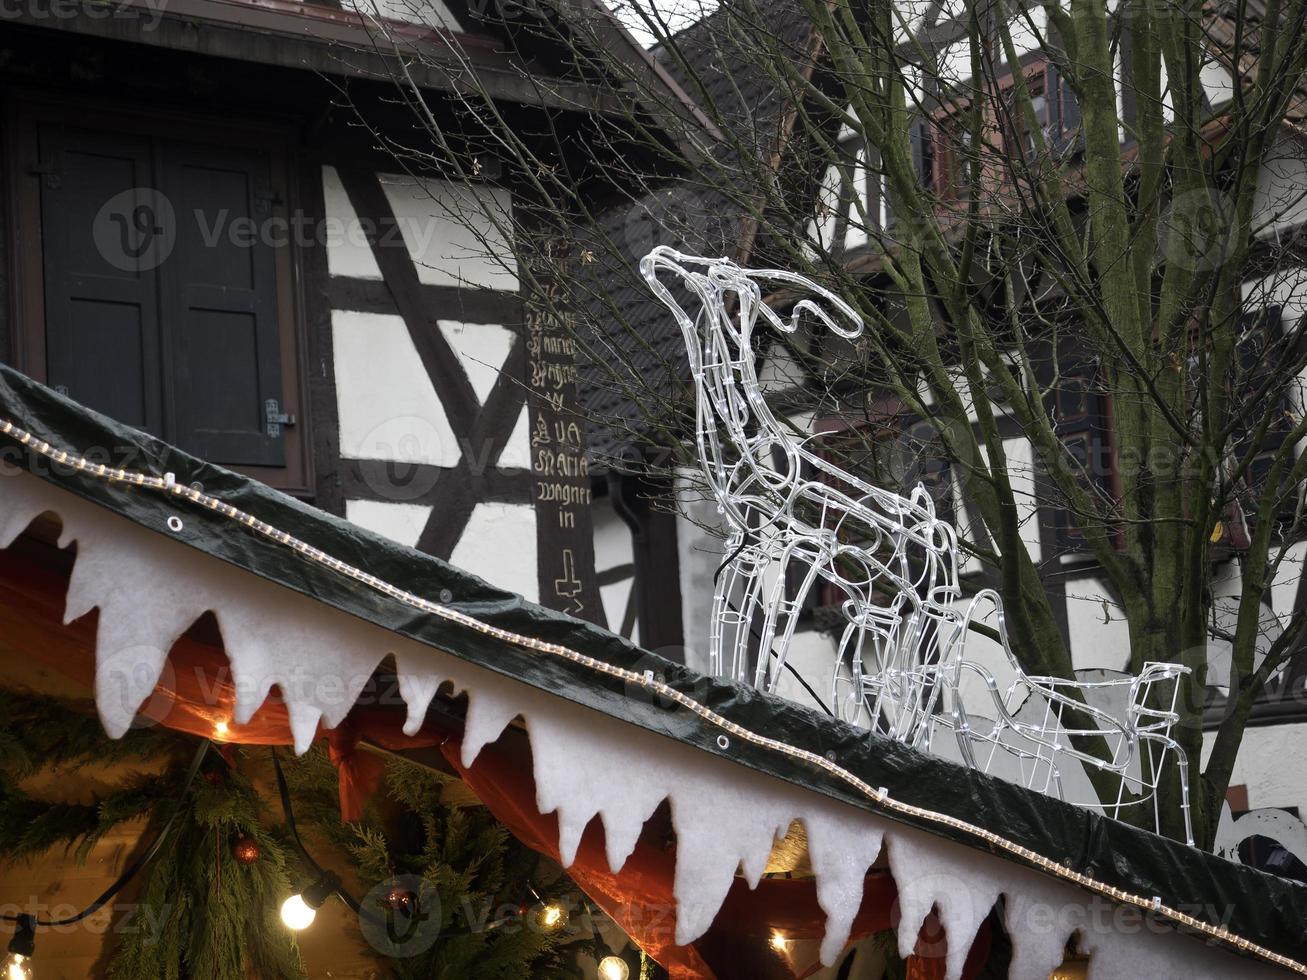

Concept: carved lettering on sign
[[524, 239, 603, 626]]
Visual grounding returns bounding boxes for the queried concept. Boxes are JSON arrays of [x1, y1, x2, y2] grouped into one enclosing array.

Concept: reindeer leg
[[711, 531, 750, 681], [754, 541, 824, 695]]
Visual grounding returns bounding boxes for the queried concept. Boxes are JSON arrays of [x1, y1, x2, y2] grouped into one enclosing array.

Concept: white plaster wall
[[1002, 436, 1041, 564], [806, 164, 842, 251], [772, 630, 839, 714], [757, 343, 808, 392], [378, 174, 518, 291], [948, 595, 1021, 710], [324, 165, 537, 604], [1199, 58, 1235, 108], [450, 502, 539, 601], [321, 165, 383, 280], [934, 6, 1043, 84], [436, 320, 517, 404], [843, 145, 872, 251], [676, 471, 727, 676], [341, 0, 462, 30], [1252, 136, 1307, 238], [498, 408, 531, 472], [345, 499, 432, 549], [938, 38, 970, 86], [332, 310, 460, 467], [1006, 5, 1044, 56], [1064, 576, 1132, 671], [1202, 722, 1307, 815], [959, 434, 1037, 565], [1270, 540, 1307, 620]]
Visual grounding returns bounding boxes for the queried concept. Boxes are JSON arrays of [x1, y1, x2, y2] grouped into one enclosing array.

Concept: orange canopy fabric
[[0, 544, 991, 978]]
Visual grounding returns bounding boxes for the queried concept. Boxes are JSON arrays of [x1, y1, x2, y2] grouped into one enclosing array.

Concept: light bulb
[[769, 929, 790, 952], [537, 902, 568, 931], [597, 955, 629, 980], [5, 914, 35, 979], [279, 894, 317, 931]]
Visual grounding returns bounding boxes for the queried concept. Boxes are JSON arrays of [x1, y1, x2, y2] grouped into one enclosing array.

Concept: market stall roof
[[0, 363, 1303, 976]]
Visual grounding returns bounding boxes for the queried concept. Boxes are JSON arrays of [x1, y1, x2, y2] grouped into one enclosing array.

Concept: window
[[1002, 71, 1047, 161], [1044, 61, 1083, 155], [914, 58, 1082, 203], [9, 98, 309, 492], [913, 112, 970, 201]]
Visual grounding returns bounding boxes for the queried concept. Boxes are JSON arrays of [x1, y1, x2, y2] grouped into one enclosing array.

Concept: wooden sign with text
[[523, 253, 604, 625]]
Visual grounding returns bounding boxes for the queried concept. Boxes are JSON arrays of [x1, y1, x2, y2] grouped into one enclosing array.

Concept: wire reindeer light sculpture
[[641, 246, 1194, 844]]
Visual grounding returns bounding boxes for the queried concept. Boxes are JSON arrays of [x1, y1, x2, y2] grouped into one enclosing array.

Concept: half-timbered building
[[0, 0, 703, 627]]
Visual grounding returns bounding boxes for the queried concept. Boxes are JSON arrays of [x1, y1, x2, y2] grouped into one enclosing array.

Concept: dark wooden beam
[[3, 0, 634, 114], [328, 276, 522, 324], [338, 458, 532, 507], [607, 471, 684, 653]]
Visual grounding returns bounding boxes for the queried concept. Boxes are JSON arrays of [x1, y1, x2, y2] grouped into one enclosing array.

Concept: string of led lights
[[1, 419, 1303, 975], [267, 746, 572, 939]]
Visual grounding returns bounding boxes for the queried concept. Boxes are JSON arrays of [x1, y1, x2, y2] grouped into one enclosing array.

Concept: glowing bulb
[[537, 903, 568, 931], [279, 894, 317, 931], [4, 954, 32, 980], [213, 720, 230, 739], [769, 930, 790, 952], [597, 955, 629, 980]]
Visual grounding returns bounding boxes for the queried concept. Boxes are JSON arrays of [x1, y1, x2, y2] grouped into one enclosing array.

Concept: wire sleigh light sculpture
[[641, 246, 1194, 844]]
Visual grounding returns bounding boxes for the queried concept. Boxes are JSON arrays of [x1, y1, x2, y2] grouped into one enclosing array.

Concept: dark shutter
[[35, 126, 287, 469], [1052, 367, 1113, 550], [160, 144, 286, 466], [910, 119, 935, 191], [1234, 306, 1296, 529], [38, 127, 164, 432]]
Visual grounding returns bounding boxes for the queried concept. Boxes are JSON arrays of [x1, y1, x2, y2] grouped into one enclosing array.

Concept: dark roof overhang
[[0, 363, 1302, 971]]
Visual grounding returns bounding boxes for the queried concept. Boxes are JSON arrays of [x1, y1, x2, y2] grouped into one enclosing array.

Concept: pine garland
[[0, 692, 305, 978], [283, 748, 574, 979], [0, 692, 589, 978], [105, 764, 304, 980]]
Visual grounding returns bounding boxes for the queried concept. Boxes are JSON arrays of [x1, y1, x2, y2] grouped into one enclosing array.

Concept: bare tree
[[346, 0, 1307, 849]]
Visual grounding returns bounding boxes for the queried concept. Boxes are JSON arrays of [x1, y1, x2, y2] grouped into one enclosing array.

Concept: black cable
[[269, 747, 362, 916], [716, 593, 837, 716], [3, 739, 211, 928], [270, 748, 560, 938]]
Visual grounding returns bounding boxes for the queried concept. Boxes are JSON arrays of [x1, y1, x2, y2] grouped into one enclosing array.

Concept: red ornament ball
[[231, 837, 261, 865], [384, 886, 418, 913]]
